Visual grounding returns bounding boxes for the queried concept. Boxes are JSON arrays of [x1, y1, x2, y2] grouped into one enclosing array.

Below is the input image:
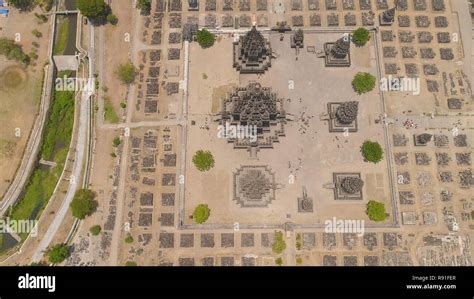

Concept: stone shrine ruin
[[324, 36, 351, 67], [214, 82, 289, 155], [327, 101, 359, 132], [233, 26, 273, 74]]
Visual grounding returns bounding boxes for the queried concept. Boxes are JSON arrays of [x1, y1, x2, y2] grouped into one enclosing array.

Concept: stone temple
[[333, 173, 364, 200], [233, 166, 276, 208], [324, 36, 351, 67], [214, 82, 289, 156], [327, 101, 359, 132], [233, 26, 272, 74]]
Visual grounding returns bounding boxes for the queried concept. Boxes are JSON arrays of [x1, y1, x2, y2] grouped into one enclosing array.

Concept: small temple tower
[[324, 36, 351, 67], [233, 26, 272, 74]]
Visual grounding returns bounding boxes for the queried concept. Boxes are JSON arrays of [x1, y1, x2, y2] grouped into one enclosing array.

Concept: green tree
[[192, 204, 210, 224], [136, 0, 151, 15], [116, 62, 137, 84], [9, 0, 35, 11], [352, 27, 371, 47], [361, 140, 384, 163], [112, 137, 121, 147], [89, 225, 102, 236], [367, 200, 387, 222], [47, 244, 70, 264], [77, 0, 107, 19], [352, 72, 376, 94], [196, 29, 216, 49], [107, 14, 118, 25], [125, 234, 134, 243], [272, 231, 286, 254], [192, 150, 215, 172], [70, 189, 97, 220]]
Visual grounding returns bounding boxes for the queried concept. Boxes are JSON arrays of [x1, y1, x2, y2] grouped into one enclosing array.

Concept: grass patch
[[53, 16, 70, 55], [41, 87, 75, 161], [272, 231, 286, 254], [10, 73, 75, 235], [104, 97, 120, 124]]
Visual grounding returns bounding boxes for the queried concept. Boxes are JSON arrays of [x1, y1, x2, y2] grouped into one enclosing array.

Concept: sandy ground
[[0, 7, 52, 198]]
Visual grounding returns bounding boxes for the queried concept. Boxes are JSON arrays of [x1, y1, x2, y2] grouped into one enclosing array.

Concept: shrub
[[125, 261, 137, 266], [192, 204, 210, 224], [196, 29, 216, 49], [361, 140, 384, 163], [120, 102, 127, 109], [367, 200, 387, 222], [136, 0, 151, 15], [192, 150, 215, 172], [296, 257, 303, 265], [125, 234, 134, 243], [272, 231, 286, 254], [47, 244, 70, 264], [275, 257, 283, 266], [107, 14, 118, 25], [32, 29, 42, 38], [352, 27, 371, 46], [70, 189, 97, 220], [352, 72, 376, 94], [89, 225, 101, 236], [116, 62, 137, 84], [77, 0, 107, 19], [0, 38, 30, 64], [296, 233, 302, 250], [112, 137, 121, 147], [9, 0, 35, 11]]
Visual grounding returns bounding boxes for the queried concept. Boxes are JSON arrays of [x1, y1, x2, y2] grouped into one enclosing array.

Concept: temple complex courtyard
[[184, 28, 395, 227]]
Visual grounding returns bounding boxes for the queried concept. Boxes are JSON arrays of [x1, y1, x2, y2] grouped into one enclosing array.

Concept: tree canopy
[[192, 150, 215, 172], [48, 244, 70, 264], [352, 72, 376, 94], [361, 140, 384, 163], [89, 225, 102, 236], [8, 0, 34, 11], [116, 62, 137, 84], [70, 189, 97, 220], [367, 200, 387, 222], [77, 0, 108, 19], [193, 204, 210, 224], [352, 27, 371, 46], [136, 0, 151, 15], [196, 29, 216, 49]]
